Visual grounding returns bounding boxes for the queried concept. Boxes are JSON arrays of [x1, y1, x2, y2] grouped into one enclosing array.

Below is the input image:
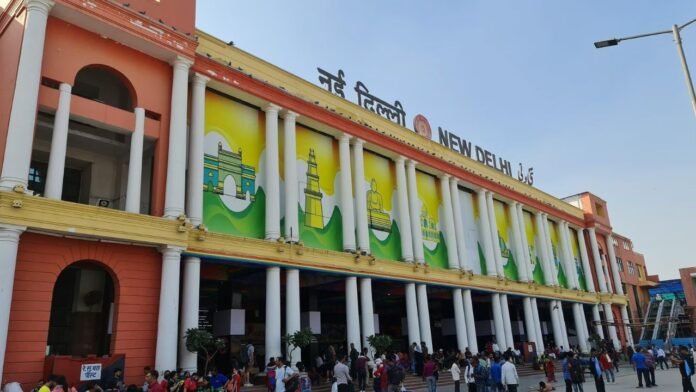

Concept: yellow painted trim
[[196, 30, 584, 220], [0, 193, 188, 247]]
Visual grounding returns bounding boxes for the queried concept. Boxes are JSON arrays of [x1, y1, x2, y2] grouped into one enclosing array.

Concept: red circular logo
[[413, 114, 432, 139]]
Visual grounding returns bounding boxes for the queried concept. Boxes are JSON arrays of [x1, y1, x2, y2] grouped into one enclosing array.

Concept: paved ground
[[425, 366, 686, 391]]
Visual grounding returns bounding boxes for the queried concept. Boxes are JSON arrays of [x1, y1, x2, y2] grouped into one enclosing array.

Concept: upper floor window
[[616, 257, 624, 272], [73, 65, 135, 111], [612, 237, 618, 247], [623, 240, 630, 250], [627, 261, 635, 275]]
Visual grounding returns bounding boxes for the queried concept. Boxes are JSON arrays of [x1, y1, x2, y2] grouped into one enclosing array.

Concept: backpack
[[388, 366, 404, 385], [473, 364, 489, 383], [267, 368, 277, 392], [299, 375, 311, 392]]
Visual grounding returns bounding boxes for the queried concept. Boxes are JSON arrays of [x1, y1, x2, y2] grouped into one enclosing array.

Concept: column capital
[[281, 110, 298, 120], [448, 175, 458, 186], [588, 226, 597, 234], [159, 245, 185, 256], [0, 224, 26, 242], [337, 133, 352, 143], [407, 159, 417, 169], [192, 72, 210, 86], [25, 0, 54, 15], [351, 138, 365, 147], [394, 155, 406, 165], [477, 188, 487, 196], [58, 83, 72, 93], [183, 256, 201, 265], [264, 103, 282, 113], [439, 173, 451, 181], [170, 56, 194, 70]]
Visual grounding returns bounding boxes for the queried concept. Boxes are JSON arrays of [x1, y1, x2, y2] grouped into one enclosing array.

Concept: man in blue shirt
[[632, 347, 649, 388], [490, 355, 503, 392], [208, 367, 228, 390]]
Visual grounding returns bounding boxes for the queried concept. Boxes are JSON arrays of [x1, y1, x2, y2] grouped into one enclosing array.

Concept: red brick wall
[[4, 233, 162, 387]]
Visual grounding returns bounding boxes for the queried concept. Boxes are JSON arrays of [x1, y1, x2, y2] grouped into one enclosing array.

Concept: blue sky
[[196, 1, 696, 279]]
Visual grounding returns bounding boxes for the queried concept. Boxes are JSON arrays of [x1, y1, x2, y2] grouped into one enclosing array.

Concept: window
[[612, 237, 618, 247], [623, 241, 630, 250], [595, 202, 606, 217], [627, 261, 635, 275], [616, 257, 624, 272]]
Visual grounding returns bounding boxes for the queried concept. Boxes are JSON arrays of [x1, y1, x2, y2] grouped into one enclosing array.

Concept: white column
[[124, 107, 145, 213], [603, 303, 620, 350], [534, 213, 552, 285], [186, 74, 209, 225], [405, 283, 421, 347], [522, 297, 537, 348], [486, 192, 504, 276], [516, 204, 533, 282], [416, 284, 433, 350], [155, 246, 182, 371], [620, 305, 634, 347], [407, 161, 425, 263], [440, 175, 459, 269], [491, 293, 507, 349], [44, 83, 72, 199], [395, 157, 414, 262], [588, 228, 608, 293], [592, 304, 605, 339], [531, 298, 545, 351], [450, 178, 468, 270], [452, 288, 468, 351], [0, 0, 54, 192], [549, 300, 563, 350], [352, 139, 370, 253], [286, 269, 301, 365], [283, 111, 299, 242], [346, 277, 361, 349], [500, 294, 514, 350], [0, 225, 24, 383], [605, 234, 624, 295], [178, 256, 201, 371], [462, 289, 478, 353], [477, 190, 497, 276], [163, 57, 192, 218], [338, 134, 356, 252], [572, 303, 589, 353], [578, 229, 596, 293], [360, 278, 376, 355], [265, 267, 281, 365], [509, 202, 527, 281], [557, 302, 570, 350], [264, 104, 281, 239]]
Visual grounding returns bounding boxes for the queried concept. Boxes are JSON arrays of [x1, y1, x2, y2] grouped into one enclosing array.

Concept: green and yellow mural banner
[[363, 151, 401, 261], [524, 210, 545, 285], [459, 191, 486, 275], [203, 91, 266, 239], [570, 228, 588, 291], [493, 200, 519, 281], [280, 125, 342, 251], [547, 220, 568, 288], [416, 171, 448, 269]]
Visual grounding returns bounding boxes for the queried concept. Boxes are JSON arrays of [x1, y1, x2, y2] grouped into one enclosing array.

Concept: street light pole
[[595, 17, 696, 120], [672, 24, 696, 118]]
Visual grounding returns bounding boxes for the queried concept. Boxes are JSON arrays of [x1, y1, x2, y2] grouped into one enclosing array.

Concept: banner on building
[[570, 228, 588, 291], [363, 151, 402, 261], [458, 190, 485, 275], [203, 91, 266, 239], [493, 200, 519, 280], [547, 220, 568, 288], [416, 171, 448, 268], [523, 211, 545, 285]]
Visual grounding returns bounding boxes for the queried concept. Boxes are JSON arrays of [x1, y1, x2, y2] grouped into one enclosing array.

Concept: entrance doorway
[[47, 261, 115, 356]]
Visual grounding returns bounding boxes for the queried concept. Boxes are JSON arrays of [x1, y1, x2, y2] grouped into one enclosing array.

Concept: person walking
[[423, 355, 438, 392], [490, 355, 502, 392], [644, 347, 657, 387], [334, 355, 352, 392], [632, 347, 649, 388], [473, 357, 489, 392], [590, 351, 606, 392], [356, 348, 369, 392], [501, 354, 519, 392], [545, 358, 556, 383], [451, 358, 462, 392], [386, 359, 404, 392], [568, 353, 584, 392], [562, 353, 572, 392], [463, 359, 476, 392], [657, 347, 667, 370], [677, 346, 695, 392], [599, 350, 614, 383]]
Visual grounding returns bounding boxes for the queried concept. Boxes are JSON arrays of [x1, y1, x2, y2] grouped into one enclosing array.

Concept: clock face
[[413, 114, 432, 139]]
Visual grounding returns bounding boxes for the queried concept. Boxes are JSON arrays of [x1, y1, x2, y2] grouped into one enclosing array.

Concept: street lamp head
[[594, 39, 619, 48]]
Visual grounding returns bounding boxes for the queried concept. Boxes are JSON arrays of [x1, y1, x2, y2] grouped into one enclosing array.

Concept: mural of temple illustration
[[366, 178, 391, 232], [498, 235, 512, 259], [303, 148, 324, 229], [420, 205, 439, 242], [204, 142, 256, 201]]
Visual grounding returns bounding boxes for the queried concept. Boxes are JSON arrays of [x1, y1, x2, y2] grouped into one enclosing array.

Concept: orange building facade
[[1, 0, 643, 388]]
